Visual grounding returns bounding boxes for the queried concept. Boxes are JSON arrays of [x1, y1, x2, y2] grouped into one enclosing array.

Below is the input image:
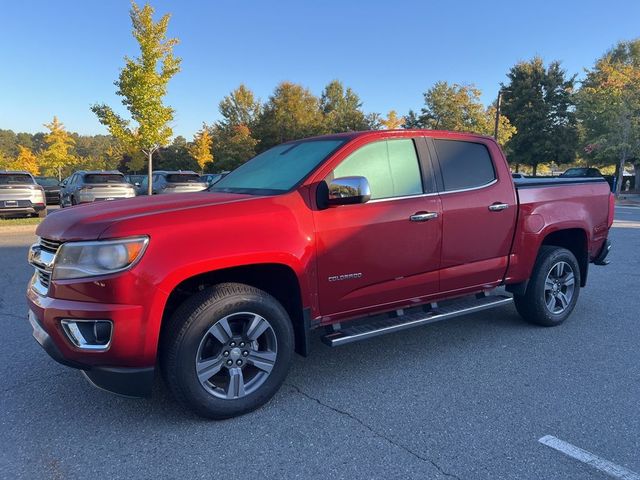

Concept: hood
[[36, 192, 255, 241]]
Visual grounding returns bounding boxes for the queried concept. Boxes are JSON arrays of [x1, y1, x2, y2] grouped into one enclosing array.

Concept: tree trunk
[[532, 164, 538, 177], [147, 150, 154, 196], [615, 149, 627, 197], [634, 161, 640, 193]]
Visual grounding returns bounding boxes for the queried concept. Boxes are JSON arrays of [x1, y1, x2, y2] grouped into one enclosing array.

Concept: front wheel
[[161, 283, 294, 419], [514, 246, 581, 326]]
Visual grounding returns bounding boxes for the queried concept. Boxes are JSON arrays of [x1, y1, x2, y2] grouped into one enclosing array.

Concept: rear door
[[313, 137, 442, 318], [428, 137, 517, 292]]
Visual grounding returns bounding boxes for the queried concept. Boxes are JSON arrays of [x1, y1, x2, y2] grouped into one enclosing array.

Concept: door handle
[[488, 202, 509, 212], [410, 212, 439, 222]]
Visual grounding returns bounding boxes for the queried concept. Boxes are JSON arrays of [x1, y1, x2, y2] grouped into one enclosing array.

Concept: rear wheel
[[161, 283, 294, 419], [514, 246, 580, 326]]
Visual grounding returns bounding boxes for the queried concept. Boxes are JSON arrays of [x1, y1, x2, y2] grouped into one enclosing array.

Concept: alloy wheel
[[195, 312, 277, 400], [543, 261, 575, 314]]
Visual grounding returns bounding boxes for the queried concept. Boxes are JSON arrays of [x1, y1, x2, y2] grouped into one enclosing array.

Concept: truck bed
[[513, 176, 608, 189]]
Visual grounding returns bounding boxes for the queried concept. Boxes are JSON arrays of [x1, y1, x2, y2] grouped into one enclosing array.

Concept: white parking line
[[539, 435, 640, 480]]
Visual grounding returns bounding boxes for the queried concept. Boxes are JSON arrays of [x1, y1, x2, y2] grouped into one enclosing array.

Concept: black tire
[[161, 282, 294, 419], [71, 196, 77, 206], [514, 246, 581, 326]]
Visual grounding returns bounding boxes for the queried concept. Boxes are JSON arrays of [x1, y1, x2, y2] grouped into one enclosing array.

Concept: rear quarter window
[[433, 139, 495, 192]]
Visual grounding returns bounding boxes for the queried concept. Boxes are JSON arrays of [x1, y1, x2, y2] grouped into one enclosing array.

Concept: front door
[[313, 137, 442, 319]]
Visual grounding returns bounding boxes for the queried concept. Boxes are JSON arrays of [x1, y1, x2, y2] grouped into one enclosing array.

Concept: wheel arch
[[539, 227, 589, 287], [158, 263, 311, 357]]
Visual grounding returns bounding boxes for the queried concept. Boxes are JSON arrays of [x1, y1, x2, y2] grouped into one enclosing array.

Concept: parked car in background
[[201, 172, 229, 188], [35, 176, 61, 205], [139, 171, 208, 195], [0, 171, 46, 218], [560, 167, 603, 178], [60, 171, 136, 207], [125, 174, 146, 192], [512, 173, 527, 179]]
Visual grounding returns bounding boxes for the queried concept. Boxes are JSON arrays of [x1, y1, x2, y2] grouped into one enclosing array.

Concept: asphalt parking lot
[[1, 207, 638, 480]]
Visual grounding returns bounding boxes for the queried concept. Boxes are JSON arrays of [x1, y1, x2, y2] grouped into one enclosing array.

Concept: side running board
[[322, 294, 513, 347]]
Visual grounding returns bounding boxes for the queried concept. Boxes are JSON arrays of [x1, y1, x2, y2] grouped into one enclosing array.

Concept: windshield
[[212, 139, 346, 194], [0, 174, 34, 185], [166, 173, 202, 183], [84, 174, 126, 184], [36, 177, 59, 186]]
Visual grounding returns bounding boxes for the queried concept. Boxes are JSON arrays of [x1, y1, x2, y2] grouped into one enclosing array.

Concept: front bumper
[[26, 291, 155, 397], [28, 309, 154, 397]]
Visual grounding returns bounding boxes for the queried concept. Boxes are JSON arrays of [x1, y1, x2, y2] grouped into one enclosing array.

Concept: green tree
[[156, 136, 198, 171], [218, 85, 261, 129], [254, 82, 325, 151], [211, 124, 259, 172], [402, 110, 421, 129], [320, 80, 369, 132], [501, 58, 579, 175], [189, 125, 214, 172], [91, 1, 181, 194], [0, 150, 10, 170], [41, 116, 76, 179], [577, 39, 640, 194], [416, 82, 515, 146]]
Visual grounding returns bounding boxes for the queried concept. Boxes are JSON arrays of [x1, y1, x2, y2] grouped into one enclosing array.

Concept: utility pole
[[493, 89, 503, 140]]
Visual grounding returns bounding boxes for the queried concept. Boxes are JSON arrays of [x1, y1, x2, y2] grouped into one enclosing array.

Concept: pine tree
[[501, 58, 578, 175]]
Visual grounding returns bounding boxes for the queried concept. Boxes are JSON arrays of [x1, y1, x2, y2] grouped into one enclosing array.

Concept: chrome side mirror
[[326, 176, 371, 206]]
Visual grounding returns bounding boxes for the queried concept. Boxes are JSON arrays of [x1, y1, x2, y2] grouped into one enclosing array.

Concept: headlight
[[52, 237, 149, 280]]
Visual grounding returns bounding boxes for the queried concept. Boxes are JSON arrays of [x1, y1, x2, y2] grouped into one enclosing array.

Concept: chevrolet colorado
[[26, 130, 613, 419]]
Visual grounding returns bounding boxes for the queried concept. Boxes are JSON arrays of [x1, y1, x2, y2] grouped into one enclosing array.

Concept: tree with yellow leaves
[[188, 125, 213, 173], [14, 146, 40, 175], [379, 110, 404, 130], [41, 116, 75, 179]]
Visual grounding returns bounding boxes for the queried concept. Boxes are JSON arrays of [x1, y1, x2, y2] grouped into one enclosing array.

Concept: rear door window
[[433, 139, 495, 191]]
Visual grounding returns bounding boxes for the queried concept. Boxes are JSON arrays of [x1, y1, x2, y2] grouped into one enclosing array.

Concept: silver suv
[[60, 171, 136, 207], [139, 171, 208, 195], [0, 171, 47, 218]]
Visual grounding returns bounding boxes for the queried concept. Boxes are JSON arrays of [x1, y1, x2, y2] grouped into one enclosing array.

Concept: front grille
[[37, 268, 51, 289], [31, 238, 63, 294], [40, 238, 62, 254]]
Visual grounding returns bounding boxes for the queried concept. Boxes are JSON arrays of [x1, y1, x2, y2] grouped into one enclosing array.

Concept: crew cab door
[[428, 137, 517, 292], [313, 137, 442, 319]]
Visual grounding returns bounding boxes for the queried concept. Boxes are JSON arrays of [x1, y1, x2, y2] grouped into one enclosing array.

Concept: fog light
[[61, 320, 112, 350]]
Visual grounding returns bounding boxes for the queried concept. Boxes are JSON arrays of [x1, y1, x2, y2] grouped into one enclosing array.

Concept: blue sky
[[1, 0, 639, 138]]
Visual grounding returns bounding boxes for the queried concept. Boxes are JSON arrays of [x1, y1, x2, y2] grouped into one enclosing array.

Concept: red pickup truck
[[26, 130, 613, 419]]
